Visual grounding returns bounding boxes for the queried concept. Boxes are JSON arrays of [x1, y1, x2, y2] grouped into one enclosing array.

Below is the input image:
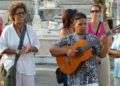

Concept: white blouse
[[0, 24, 40, 75]]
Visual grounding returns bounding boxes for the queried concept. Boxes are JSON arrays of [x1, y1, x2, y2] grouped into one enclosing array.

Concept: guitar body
[[56, 39, 93, 75]]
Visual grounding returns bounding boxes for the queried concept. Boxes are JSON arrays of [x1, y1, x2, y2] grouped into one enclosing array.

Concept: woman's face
[[13, 8, 26, 25], [74, 18, 87, 35], [90, 6, 101, 20]]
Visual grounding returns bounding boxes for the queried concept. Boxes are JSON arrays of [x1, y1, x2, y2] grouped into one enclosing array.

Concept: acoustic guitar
[[56, 39, 93, 75]]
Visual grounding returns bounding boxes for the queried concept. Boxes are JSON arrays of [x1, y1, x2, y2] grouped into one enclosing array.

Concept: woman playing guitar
[[50, 12, 109, 86]]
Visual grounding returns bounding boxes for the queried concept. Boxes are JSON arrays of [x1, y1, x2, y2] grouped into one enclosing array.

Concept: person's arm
[[108, 36, 120, 57], [0, 27, 10, 55], [20, 46, 38, 54], [103, 21, 112, 36], [24, 26, 40, 54], [50, 46, 68, 57], [99, 36, 110, 57], [109, 49, 120, 57], [50, 46, 78, 57], [31, 46, 38, 53], [103, 20, 113, 49], [1, 48, 17, 55], [99, 24, 113, 57]]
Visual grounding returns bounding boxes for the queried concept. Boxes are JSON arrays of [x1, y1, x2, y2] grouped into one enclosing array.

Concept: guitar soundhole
[[76, 48, 84, 56]]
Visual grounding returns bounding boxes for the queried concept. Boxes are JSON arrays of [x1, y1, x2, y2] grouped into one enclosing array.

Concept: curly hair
[[9, 2, 27, 20]]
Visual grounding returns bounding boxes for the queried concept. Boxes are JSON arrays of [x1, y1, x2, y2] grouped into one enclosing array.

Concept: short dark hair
[[9, 2, 27, 20], [74, 12, 87, 20]]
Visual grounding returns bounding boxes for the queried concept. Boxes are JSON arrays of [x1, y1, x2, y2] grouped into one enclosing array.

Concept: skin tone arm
[[108, 36, 120, 58], [103, 20, 112, 37], [99, 20, 113, 58], [50, 41, 110, 58], [51, 32, 112, 58], [99, 32, 113, 58], [50, 34, 112, 58], [21, 46, 38, 54], [109, 49, 120, 57], [2, 46, 38, 55], [1, 49, 17, 55], [50, 47, 68, 56], [99, 36, 109, 57], [50, 46, 78, 57]]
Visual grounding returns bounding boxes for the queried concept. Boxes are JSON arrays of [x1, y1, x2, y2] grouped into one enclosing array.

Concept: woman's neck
[[91, 18, 100, 26], [91, 18, 99, 24], [13, 23, 25, 30]]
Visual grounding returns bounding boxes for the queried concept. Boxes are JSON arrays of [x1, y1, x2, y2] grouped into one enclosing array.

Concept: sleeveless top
[[87, 22, 106, 38]]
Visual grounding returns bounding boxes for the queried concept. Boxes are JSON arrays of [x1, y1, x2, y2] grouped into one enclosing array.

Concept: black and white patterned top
[[56, 33, 101, 86]]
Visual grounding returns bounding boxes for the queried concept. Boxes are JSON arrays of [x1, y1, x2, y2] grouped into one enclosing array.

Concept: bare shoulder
[[103, 21, 111, 32]]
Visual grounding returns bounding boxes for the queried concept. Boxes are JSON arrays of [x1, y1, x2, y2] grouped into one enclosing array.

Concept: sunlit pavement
[[35, 65, 115, 86], [35, 64, 63, 86]]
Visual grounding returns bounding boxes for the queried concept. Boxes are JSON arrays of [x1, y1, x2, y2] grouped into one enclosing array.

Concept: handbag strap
[[26, 28, 36, 56], [26, 30, 32, 45], [14, 26, 27, 66], [95, 21, 101, 35]]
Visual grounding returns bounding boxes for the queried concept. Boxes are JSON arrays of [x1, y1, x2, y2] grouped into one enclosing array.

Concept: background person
[[87, 4, 112, 86], [109, 29, 120, 86], [50, 12, 109, 86], [0, 2, 40, 86], [57, 9, 77, 86], [59, 9, 77, 38]]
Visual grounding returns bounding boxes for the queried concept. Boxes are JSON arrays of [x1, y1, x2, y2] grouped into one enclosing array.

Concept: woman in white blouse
[[0, 2, 40, 86]]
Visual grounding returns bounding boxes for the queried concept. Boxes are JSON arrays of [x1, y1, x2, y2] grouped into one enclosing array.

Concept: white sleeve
[[32, 30, 40, 50], [27, 26, 40, 50], [0, 28, 8, 54]]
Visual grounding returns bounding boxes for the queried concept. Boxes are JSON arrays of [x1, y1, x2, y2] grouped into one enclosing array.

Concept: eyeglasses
[[15, 12, 26, 16], [90, 10, 100, 13]]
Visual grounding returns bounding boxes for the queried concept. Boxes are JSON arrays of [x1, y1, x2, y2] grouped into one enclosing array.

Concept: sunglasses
[[90, 10, 100, 13], [15, 12, 26, 16]]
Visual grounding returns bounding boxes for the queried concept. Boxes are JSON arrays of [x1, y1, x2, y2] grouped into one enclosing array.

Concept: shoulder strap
[[95, 22, 101, 35], [14, 26, 27, 66], [26, 30, 31, 45]]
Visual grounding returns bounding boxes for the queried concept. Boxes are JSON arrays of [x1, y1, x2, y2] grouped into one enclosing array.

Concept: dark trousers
[[63, 75, 68, 86]]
